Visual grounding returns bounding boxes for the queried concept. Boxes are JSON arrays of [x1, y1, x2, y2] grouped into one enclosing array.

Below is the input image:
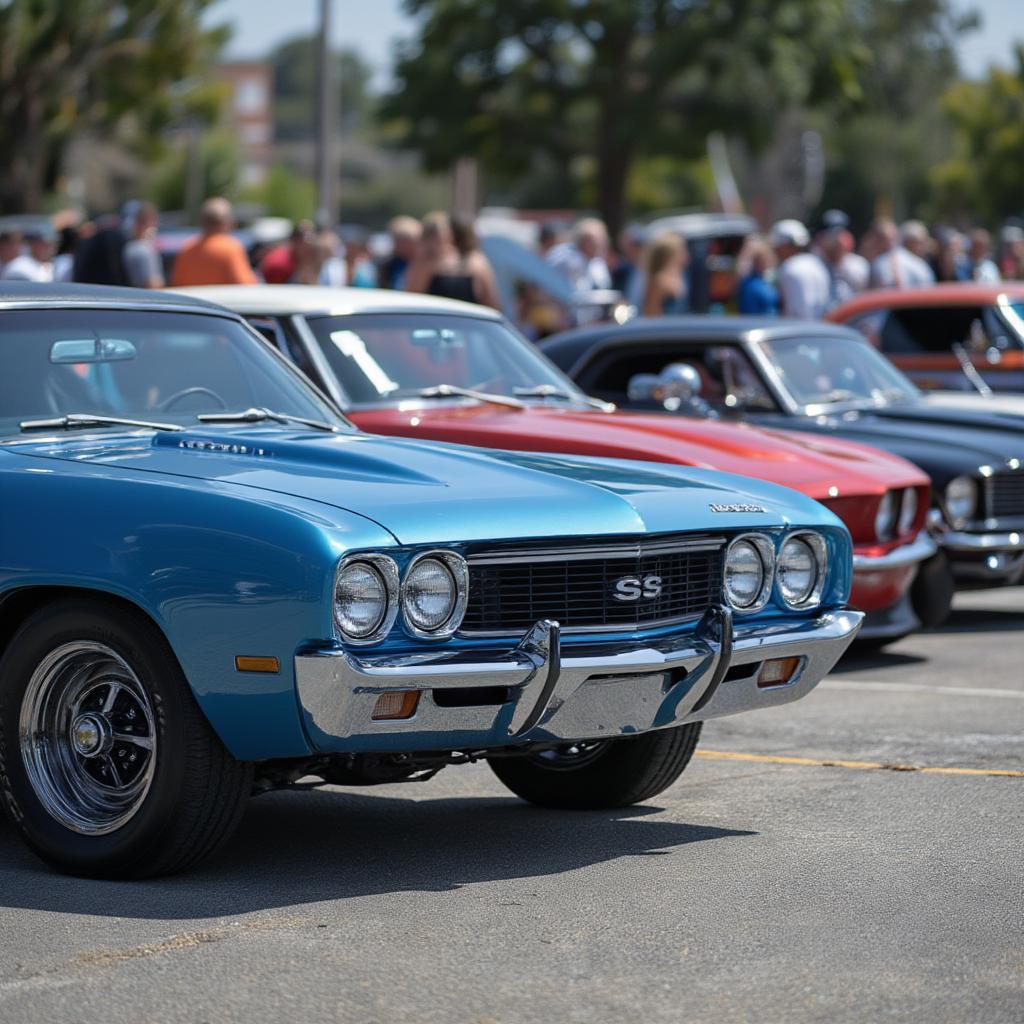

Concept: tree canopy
[[0, 0, 227, 213], [383, 0, 868, 232], [930, 43, 1024, 225], [270, 36, 375, 141]]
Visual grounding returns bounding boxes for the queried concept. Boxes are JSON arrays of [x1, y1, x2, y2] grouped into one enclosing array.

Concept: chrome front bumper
[[295, 608, 864, 753], [852, 531, 937, 571], [939, 529, 1024, 583]]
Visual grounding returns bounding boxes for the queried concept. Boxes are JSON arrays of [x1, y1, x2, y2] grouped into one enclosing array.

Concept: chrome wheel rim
[[530, 741, 611, 772], [19, 641, 157, 835]]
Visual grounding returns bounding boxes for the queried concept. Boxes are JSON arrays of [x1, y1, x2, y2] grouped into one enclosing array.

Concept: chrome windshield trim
[[466, 535, 727, 565]]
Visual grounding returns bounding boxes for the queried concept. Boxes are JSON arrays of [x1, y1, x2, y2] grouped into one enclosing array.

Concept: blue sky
[[211, 0, 1023, 81]]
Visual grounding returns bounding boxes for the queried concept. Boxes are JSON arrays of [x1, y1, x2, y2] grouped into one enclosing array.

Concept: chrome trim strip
[[467, 535, 726, 565], [852, 530, 937, 570], [458, 609, 706, 639]]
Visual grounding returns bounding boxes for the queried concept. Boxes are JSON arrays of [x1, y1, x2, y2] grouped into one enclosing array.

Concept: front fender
[[0, 457, 395, 759]]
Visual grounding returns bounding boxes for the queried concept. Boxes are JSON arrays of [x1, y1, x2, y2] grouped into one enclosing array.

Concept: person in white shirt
[[770, 219, 831, 320], [0, 230, 54, 282], [869, 218, 935, 289], [545, 217, 613, 292]]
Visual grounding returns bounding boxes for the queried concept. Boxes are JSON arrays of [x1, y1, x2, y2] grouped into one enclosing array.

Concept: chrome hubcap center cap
[[71, 713, 109, 757]]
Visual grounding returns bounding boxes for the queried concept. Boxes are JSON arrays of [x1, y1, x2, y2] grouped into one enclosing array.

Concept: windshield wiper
[[196, 407, 342, 433], [513, 384, 615, 412], [414, 385, 525, 409], [20, 414, 184, 433]]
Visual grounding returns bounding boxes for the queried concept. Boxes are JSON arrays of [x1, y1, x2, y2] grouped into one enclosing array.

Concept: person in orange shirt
[[170, 197, 257, 286]]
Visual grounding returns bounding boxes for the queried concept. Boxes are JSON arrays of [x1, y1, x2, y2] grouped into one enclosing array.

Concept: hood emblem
[[178, 439, 266, 456], [709, 503, 768, 513]]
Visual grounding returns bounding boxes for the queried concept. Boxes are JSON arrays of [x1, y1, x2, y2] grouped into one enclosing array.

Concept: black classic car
[[540, 318, 1024, 627]]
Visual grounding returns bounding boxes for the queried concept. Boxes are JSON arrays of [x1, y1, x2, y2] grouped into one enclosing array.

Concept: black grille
[[461, 537, 724, 634], [987, 473, 1024, 519]]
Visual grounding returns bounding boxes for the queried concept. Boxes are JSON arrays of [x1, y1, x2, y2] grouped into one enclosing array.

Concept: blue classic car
[[0, 285, 861, 877]]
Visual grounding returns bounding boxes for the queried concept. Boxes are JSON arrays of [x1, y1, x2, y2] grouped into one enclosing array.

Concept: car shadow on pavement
[[0, 789, 755, 919], [931, 606, 1024, 635]]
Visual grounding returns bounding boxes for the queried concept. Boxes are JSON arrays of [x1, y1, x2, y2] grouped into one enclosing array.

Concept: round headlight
[[724, 537, 771, 611], [335, 559, 393, 640], [898, 488, 918, 536], [945, 476, 977, 527], [401, 552, 468, 637], [874, 491, 898, 541], [777, 533, 828, 609], [778, 537, 817, 606]]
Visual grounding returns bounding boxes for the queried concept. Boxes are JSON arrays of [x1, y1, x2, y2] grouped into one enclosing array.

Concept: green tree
[[271, 37, 375, 141], [0, 0, 228, 213], [149, 129, 241, 212], [383, 0, 866, 233], [814, 0, 976, 227], [930, 44, 1024, 224]]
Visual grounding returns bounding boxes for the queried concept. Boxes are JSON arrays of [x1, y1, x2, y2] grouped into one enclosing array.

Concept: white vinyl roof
[[168, 285, 504, 320]]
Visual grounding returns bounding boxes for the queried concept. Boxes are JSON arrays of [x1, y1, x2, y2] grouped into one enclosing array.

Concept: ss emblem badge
[[613, 574, 663, 601]]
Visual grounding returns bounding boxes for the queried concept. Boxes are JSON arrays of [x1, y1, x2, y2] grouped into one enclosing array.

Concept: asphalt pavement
[[1, 588, 1021, 1024]]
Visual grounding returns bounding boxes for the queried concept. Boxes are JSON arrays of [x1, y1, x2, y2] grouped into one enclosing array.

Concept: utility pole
[[314, 0, 336, 228]]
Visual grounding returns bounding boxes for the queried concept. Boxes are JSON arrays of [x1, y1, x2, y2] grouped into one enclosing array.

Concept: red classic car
[[176, 286, 935, 643], [828, 283, 1024, 393]]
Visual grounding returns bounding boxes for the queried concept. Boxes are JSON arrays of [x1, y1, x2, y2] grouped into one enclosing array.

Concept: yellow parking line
[[695, 749, 1024, 778]]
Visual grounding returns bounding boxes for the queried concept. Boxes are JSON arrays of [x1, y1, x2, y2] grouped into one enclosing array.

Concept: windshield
[[757, 335, 920, 410], [0, 308, 349, 437], [304, 313, 587, 406]]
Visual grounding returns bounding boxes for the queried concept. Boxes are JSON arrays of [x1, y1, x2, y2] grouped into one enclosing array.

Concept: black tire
[[0, 598, 253, 878], [910, 550, 955, 629], [488, 723, 702, 809]]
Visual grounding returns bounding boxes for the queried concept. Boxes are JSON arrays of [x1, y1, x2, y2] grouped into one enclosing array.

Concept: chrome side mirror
[[659, 363, 700, 401]]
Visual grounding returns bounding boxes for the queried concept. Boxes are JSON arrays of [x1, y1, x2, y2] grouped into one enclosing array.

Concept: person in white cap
[[770, 219, 831, 320]]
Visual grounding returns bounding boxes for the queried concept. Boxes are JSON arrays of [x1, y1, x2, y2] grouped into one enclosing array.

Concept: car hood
[[350, 403, 927, 498], [9, 428, 820, 546], [803, 402, 1024, 475]]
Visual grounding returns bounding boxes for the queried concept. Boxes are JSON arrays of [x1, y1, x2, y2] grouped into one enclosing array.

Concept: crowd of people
[[2, 197, 1023, 331]]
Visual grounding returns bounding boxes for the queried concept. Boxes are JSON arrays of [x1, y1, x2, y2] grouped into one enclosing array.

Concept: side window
[[584, 343, 775, 412], [882, 306, 988, 354], [247, 316, 322, 387]]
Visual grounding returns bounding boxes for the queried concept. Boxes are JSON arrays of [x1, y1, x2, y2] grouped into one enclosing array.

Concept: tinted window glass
[[304, 313, 581, 405], [0, 308, 348, 436], [880, 305, 1014, 353]]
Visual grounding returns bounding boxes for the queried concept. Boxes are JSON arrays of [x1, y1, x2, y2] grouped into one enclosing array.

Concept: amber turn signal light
[[371, 690, 420, 720], [757, 657, 802, 688], [234, 656, 280, 673]]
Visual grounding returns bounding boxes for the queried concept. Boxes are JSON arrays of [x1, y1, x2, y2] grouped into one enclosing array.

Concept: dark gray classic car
[[541, 317, 1024, 627]]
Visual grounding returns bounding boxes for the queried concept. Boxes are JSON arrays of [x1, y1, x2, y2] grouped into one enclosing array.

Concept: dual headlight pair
[[875, 488, 919, 541], [335, 550, 468, 644], [724, 532, 827, 613]]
